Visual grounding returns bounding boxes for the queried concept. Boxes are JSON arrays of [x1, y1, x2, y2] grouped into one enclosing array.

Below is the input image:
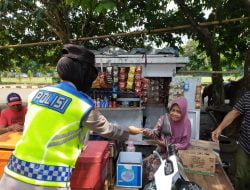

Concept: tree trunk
[[241, 0, 250, 93], [42, 1, 71, 44], [244, 48, 250, 90], [174, 0, 224, 105]]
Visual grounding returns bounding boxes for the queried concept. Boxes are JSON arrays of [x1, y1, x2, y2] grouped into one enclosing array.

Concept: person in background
[[212, 91, 250, 190], [0, 92, 27, 135], [0, 44, 141, 190], [142, 96, 191, 185]]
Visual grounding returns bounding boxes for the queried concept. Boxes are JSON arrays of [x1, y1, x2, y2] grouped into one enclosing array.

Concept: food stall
[[89, 47, 234, 190], [92, 47, 192, 144], [0, 47, 234, 190]]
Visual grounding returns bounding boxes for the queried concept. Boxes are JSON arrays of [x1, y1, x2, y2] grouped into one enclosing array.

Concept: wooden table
[[143, 139, 234, 190], [186, 163, 234, 190], [0, 132, 22, 176]]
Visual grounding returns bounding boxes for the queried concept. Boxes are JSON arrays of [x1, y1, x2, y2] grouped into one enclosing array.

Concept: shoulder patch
[[32, 90, 72, 113]]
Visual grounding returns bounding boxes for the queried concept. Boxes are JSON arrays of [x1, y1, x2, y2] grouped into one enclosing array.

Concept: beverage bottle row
[[91, 92, 117, 108]]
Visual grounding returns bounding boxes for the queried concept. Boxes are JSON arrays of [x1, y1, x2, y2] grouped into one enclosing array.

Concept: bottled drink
[[96, 95, 100, 108], [126, 141, 135, 152], [108, 96, 113, 108]]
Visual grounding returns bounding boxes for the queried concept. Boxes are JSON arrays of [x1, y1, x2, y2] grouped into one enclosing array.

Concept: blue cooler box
[[116, 152, 142, 188]]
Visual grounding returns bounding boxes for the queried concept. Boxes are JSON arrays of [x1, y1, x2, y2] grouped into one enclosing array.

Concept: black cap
[[7, 92, 22, 106], [57, 44, 98, 92], [62, 44, 95, 67]]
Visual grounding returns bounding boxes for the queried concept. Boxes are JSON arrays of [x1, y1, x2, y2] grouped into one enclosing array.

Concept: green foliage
[[181, 40, 244, 72], [66, 0, 116, 12], [181, 40, 211, 71], [0, 0, 249, 76], [0, 0, 60, 70], [178, 0, 249, 66]]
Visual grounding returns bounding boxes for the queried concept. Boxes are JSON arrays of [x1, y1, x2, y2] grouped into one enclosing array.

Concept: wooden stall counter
[[183, 139, 234, 190], [186, 163, 234, 190], [0, 132, 22, 176], [143, 139, 234, 190]]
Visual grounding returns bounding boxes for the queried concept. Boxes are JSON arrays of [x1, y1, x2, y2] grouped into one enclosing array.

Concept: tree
[[27, 69, 33, 81], [0, 0, 249, 106], [181, 40, 211, 71], [0, 0, 176, 69], [241, 0, 250, 93], [173, 0, 249, 105], [0, 1, 60, 70]]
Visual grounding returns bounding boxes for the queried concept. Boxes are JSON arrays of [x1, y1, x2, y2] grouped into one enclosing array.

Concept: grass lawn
[[0, 77, 53, 84], [176, 75, 242, 85], [0, 76, 242, 85]]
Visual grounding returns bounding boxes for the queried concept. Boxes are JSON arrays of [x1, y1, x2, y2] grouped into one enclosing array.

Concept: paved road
[[0, 88, 36, 104]]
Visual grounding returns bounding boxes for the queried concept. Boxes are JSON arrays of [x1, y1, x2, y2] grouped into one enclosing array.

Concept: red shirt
[[0, 106, 27, 127]]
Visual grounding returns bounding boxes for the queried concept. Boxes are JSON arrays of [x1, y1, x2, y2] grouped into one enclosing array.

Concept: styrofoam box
[[116, 152, 142, 188]]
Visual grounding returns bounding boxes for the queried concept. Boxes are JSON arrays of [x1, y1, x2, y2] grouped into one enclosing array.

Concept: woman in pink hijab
[[142, 96, 191, 185]]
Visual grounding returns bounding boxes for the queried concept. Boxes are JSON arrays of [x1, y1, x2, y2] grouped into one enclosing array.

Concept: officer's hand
[[128, 126, 143, 135]]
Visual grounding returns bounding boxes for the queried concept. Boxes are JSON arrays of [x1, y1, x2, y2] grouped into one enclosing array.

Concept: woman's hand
[[157, 140, 167, 148], [142, 128, 154, 139]]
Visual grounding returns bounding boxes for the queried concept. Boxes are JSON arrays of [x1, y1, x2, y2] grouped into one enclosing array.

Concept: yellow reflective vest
[[5, 82, 94, 187]]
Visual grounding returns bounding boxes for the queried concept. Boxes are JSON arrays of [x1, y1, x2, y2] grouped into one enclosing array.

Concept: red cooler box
[[70, 141, 110, 190]]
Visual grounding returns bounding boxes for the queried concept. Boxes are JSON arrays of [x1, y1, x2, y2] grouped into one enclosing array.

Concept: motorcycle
[[143, 116, 202, 190], [143, 143, 202, 190]]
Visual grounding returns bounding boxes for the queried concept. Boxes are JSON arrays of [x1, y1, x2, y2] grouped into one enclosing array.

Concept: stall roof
[[93, 46, 189, 65], [95, 54, 189, 65]]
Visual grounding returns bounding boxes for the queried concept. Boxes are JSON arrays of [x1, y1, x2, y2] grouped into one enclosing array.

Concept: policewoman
[[0, 44, 140, 190]]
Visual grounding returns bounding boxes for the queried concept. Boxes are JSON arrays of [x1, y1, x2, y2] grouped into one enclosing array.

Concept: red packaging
[[135, 72, 142, 80], [119, 81, 126, 89], [119, 67, 126, 73], [135, 80, 142, 87], [70, 141, 110, 190], [135, 65, 142, 72], [119, 74, 126, 81]]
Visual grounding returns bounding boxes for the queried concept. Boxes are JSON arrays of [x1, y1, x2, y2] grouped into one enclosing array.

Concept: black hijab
[[57, 44, 98, 93]]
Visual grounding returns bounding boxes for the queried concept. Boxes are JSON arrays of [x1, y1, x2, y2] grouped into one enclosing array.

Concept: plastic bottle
[[108, 96, 113, 108], [104, 96, 108, 108], [126, 141, 135, 152], [96, 96, 100, 108]]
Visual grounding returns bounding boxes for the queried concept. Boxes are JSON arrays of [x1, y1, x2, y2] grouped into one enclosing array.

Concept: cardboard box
[[190, 139, 219, 152], [116, 152, 142, 188], [179, 149, 216, 176]]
